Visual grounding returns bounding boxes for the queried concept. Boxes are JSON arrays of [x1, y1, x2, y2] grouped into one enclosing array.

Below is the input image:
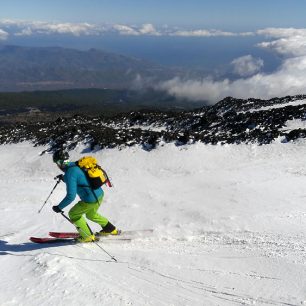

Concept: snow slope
[[0, 141, 306, 305]]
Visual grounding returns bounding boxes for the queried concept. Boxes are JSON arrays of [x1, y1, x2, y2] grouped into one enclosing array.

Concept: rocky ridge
[[1, 94, 306, 153]]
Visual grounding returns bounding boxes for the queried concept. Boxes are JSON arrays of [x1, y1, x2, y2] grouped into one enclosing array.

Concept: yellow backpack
[[77, 156, 112, 189]]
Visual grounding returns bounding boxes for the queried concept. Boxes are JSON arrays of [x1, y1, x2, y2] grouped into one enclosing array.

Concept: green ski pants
[[68, 196, 109, 238]]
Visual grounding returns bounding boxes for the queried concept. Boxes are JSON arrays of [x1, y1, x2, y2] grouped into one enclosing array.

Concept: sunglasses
[[56, 159, 69, 166]]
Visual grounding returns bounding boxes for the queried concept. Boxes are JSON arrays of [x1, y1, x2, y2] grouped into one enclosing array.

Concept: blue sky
[[1, 0, 306, 29]]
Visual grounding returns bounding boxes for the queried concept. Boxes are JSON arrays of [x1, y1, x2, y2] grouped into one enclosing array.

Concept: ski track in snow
[[0, 142, 306, 305]]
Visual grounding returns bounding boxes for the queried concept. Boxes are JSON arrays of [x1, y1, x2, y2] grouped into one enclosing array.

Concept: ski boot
[[97, 222, 121, 236], [76, 234, 98, 243]]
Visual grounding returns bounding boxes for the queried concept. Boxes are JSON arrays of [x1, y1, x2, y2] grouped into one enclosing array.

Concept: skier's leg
[[86, 197, 117, 233], [69, 201, 93, 238], [85, 196, 109, 227]]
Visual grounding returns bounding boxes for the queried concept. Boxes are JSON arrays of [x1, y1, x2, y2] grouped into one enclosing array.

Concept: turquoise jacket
[[58, 162, 104, 210]]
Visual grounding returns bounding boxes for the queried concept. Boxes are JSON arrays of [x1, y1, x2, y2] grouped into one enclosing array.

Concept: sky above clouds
[[1, 0, 306, 29], [0, 0, 306, 101]]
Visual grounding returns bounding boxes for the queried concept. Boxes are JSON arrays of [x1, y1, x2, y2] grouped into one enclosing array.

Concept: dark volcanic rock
[[1, 94, 306, 153]]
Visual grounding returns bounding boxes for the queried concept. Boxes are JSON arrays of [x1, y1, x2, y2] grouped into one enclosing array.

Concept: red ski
[[49, 229, 152, 238], [30, 229, 152, 244], [49, 232, 79, 239], [49, 230, 123, 238]]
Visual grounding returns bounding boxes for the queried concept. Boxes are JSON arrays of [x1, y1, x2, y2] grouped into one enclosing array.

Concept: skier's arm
[[58, 172, 77, 210]]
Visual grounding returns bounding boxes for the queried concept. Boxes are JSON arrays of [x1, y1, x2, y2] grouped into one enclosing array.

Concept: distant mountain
[[0, 45, 175, 91], [1, 94, 306, 151]]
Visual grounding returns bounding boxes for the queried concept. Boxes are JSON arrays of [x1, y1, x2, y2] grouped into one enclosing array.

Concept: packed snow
[[281, 118, 306, 132], [254, 99, 306, 112], [0, 141, 306, 305], [239, 98, 306, 114]]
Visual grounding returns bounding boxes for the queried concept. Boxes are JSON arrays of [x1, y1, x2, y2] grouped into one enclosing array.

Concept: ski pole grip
[[54, 174, 64, 181]]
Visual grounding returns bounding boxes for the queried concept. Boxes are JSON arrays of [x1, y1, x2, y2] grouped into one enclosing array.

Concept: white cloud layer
[[231, 55, 264, 77], [0, 29, 9, 40], [112, 23, 160, 36], [257, 27, 306, 38], [159, 56, 306, 104], [0, 19, 99, 36], [255, 28, 306, 58], [37, 22, 96, 36], [139, 24, 160, 36], [172, 29, 253, 37], [159, 27, 306, 103], [0, 19, 253, 38], [0, 19, 163, 37]]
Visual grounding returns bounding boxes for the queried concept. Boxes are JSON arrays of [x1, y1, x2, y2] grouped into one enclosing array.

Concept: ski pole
[[38, 178, 61, 213], [60, 212, 117, 262]]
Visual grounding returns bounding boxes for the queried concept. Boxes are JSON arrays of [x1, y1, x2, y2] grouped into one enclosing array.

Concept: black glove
[[52, 205, 63, 213], [54, 174, 64, 181]]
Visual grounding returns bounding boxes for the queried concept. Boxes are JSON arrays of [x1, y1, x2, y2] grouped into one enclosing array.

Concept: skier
[[52, 149, 119, 242]]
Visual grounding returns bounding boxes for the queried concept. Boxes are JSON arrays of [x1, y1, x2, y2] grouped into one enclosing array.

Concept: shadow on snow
[[0, 239, 75, 254]]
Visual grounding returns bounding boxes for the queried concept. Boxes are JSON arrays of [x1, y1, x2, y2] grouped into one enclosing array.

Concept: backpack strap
[[73, 163, 102, 204]]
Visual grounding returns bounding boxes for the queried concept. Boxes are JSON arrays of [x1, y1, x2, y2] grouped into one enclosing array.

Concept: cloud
[[139, 24, 160, 36], [159, 56, 306, 103], [112, 24, 139, 36], [0, 29, 9, 40], [21, 22, 96, 36], [256, 27, 306, 57], [171, 29, 254, 37], [0, 19, 98, 36], [257, 27, 306, 38], [113, 23, 160, 36], [1, 19, 255, 38], [258, 37, 306, 57], [0, 19, 162, 37], [158, 77, 230, 104], [158, 56, 306, 104], [15, 28, 33, 36], [38, 22, 96, 36], [231, 55, 264, 77], [158, 27, 306, 103]]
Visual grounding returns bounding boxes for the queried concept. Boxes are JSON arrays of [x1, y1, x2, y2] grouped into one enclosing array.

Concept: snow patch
[[0, 142, 306, 305]]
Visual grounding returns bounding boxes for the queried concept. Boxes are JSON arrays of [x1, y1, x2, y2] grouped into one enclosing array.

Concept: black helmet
[[52, 150, 69, 163]]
